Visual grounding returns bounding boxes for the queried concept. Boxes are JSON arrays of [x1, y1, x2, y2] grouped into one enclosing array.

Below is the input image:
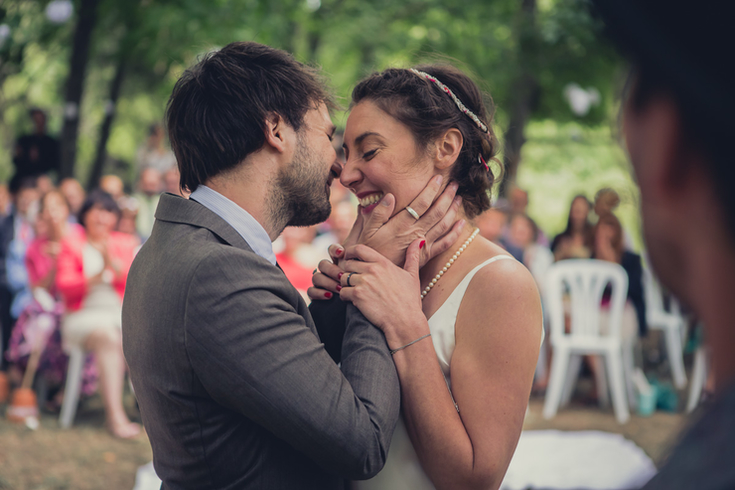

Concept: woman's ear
[[264, 113, 288, 153], [435, 128, 463, 170]]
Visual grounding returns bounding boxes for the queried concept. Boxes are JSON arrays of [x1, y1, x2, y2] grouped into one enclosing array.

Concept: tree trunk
[[87, 55, 126, 191], [499, 0, 538, 198], [59, 0, 100, 180]]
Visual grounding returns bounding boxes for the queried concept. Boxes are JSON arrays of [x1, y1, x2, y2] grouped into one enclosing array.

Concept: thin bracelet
[[390, 333, 432, 355]]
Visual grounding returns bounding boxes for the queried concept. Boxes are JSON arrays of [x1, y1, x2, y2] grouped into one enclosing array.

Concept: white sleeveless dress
[[354, 255, 516, 490]]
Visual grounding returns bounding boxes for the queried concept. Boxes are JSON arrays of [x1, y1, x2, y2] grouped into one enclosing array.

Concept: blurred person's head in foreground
[[166, 41, 340, 234], [594, 0, 735, 410], [59, 178, 86, 216], [99, 175, 125, 201]]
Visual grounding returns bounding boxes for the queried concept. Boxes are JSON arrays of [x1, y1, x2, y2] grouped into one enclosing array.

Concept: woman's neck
[[419, 212, 475, 284]]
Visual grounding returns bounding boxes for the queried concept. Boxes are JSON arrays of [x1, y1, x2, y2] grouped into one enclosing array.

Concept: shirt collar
[[189, 185, 276, 265]]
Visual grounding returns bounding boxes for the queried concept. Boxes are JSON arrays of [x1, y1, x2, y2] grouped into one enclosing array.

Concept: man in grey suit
[[122, 42, 459, 489]]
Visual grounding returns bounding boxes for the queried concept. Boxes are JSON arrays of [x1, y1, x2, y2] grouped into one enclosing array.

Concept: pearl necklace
[[421, 227, 480, 300]]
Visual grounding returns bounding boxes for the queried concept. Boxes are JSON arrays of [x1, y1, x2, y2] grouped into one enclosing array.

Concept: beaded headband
[[409, 68, 491, 171]]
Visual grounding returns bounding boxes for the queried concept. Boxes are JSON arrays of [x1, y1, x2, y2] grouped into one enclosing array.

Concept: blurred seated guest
[[36, 175, 54, 196], [56, 190, 140, 438], [593, 212, 647, 338], [6, 191, 95, 404], [136, 123, 176, 174], [476, 200, 524, 262], [1, 176, 40, 368], [132, 168, 162, 241], [275, 226, 318, 298], [594, 187, 636, 251], [99, 175, 125, 202], [551, 194, 593, 261], [509, 185, 529, 215], [11, 108, 60, 181], [163, 167, 188, 198], [0, 184, 10, 218], [59, 178, 86, 219], [507, 213, 554, 296], [116, 196, 141, 240]]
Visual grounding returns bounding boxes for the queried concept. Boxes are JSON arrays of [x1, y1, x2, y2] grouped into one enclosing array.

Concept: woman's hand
[[307, 259, 344, 301], [337, 240, 428, 348]]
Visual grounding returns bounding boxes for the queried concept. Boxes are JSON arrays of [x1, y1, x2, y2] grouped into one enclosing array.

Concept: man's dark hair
[[593, 0, 735, 235], [166, 42, 334, 193]]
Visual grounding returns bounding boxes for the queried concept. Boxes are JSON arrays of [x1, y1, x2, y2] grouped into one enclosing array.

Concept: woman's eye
[[363, 149, 377, 160]]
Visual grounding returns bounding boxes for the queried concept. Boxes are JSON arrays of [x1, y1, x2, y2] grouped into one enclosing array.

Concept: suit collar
[[154, 193, 252, 251]]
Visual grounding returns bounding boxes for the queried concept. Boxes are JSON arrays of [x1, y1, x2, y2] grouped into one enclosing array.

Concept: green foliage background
[[0, 0, 640, 247]]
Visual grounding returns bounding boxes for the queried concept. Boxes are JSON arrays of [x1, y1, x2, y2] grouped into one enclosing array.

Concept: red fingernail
[[419, 240, 426, 249], [336, 285, 342, 291], [335, 248, 343, 256], [325, 292, 333, 299], [337, 272, 344, 280]]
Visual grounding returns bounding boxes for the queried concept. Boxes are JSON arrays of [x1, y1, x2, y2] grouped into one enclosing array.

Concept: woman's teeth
[[359, 193, 384, 207]]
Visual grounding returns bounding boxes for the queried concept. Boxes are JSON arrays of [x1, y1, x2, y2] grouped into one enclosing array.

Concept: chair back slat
[[544, 259, 629, 342]]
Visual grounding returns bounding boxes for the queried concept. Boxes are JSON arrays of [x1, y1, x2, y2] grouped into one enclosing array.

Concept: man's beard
[[268, 132, 332, 232]]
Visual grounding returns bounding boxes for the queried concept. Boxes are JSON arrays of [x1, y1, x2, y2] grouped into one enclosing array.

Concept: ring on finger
[[405, 205, 420, 220], [346, 272, 357, 287], [312, 268, 318, 275]]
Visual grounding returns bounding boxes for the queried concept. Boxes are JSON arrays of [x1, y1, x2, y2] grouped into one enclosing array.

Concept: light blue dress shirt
[[189, 185, 276, 266]]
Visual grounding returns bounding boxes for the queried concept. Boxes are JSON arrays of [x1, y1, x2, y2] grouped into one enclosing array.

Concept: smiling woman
[[312, 65, 543, 490]]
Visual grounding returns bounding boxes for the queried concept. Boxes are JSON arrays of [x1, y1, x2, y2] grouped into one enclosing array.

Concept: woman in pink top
[[7, 190, 88, 401], [56, 190, 140, 438]]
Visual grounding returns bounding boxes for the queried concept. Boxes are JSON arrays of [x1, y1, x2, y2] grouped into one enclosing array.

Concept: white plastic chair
[[59, 343, 85, 428], [686, 344, 709, 413], [643, 265, 688, 389], [542, 259, 632, 424]]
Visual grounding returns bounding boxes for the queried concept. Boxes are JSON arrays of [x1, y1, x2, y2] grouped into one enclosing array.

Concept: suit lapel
[[155, 193, 252, 251]]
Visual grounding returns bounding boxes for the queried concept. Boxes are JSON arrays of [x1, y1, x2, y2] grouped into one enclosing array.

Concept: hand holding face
[[345, 175, 465, 267]]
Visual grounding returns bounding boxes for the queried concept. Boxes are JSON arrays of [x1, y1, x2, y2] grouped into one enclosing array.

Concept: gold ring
[[405, 206, 420, 220], [346, 272, 356, 287]]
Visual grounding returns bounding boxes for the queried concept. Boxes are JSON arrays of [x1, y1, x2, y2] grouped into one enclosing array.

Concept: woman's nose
[[339, 156, 362, 189]]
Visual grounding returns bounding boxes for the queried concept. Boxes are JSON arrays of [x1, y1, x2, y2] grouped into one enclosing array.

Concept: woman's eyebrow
[[343, 131, 383, 151]]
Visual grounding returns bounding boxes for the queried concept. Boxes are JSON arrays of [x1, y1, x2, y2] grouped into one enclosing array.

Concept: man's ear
[[434, 128, 463, 170], [264, 113, 288, 153]]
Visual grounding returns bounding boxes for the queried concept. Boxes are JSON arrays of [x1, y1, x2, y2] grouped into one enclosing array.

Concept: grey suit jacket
[[122, 193, 400, 490]]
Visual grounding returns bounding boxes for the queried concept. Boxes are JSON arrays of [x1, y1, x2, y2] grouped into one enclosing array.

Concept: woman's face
[[84, 205, 117, 241], [341, 101, 436, 216], [570, 197, 589, 227], [509, 216, 534, 249], [41, 193, 69, 226]]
